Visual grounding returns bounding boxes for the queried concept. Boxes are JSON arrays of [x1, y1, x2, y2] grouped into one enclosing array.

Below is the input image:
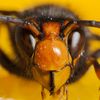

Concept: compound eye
[[68, 28, 85, 59], [24, 33, 37, 57], [29, 34, 36, 50], [21, 33, 36, 57], [15, 27, 37, 58], [71, 31, 81, 50]]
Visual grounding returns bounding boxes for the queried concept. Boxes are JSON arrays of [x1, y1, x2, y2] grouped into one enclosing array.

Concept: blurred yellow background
[[0, 0, 100, 100]]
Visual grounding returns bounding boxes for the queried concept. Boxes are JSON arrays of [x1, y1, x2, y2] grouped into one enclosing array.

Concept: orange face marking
[[34, 39, 72, 71], [42, 22, 61, 37], [33, 21, 72, 71]]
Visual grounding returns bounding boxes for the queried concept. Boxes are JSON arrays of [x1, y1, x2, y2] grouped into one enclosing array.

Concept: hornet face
[[0, 5, 100, 95], [32, 22, 72, 93]]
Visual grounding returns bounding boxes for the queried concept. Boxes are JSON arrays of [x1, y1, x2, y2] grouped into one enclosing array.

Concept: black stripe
[[49, 71, 55, 94]]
